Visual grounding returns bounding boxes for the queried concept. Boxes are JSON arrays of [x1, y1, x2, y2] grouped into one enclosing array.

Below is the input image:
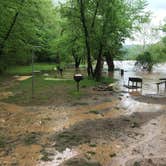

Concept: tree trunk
[[0, 0, 25, 73], [105, 52, 114, 72], [72, 51, 81, 71], [0, 12, 19, 57], [78, 0, 93, 77], [94, 43, 103, 81]]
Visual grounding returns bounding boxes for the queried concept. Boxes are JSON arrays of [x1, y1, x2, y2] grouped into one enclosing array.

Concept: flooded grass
[[40, 149, 54, 161], [62, 158, 101, 166], [23, 132, 41, 145], [0, 134, 6, 148], [88, 110, 100, 115], [53, 131, 90, 152]]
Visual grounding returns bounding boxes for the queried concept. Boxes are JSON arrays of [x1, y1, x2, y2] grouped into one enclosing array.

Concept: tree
[[136, 51, 156, 72], [0, 0, 57, 73]]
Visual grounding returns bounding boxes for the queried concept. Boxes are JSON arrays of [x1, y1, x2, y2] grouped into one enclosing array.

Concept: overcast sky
[[126, 0, 166, 44]]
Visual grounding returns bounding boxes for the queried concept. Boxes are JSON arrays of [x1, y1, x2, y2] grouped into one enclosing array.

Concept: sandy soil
[[16, 76, 32, 81], [0, 85, 166, 165]]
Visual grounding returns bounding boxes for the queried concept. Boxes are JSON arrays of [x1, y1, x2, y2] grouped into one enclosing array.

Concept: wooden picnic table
[[156, 78, 166, 93], [128, 77, 143, 89]]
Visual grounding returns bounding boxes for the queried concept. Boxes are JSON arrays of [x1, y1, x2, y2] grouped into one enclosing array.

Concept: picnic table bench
[[128, 77, 143, 89], [156, 78, 166, 93]]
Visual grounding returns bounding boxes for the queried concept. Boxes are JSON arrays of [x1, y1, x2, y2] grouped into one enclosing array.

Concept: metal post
[[32, 50, 34, 98], [157, 84, 159, 94], [77, 82, 79, 92]]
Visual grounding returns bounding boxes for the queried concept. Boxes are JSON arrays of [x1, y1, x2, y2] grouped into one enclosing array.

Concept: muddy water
[[105, 61, 166, 95]]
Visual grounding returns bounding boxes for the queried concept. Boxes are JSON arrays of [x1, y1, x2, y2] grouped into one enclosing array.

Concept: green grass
[[23, 132, 40, 145], [3, 76, 73, 105], [2, 74, 114, 106], [5, 63, 56, 75], [62, 158, 101, 166], [0, 135, 6, 148], [89, 110, 100, 114]]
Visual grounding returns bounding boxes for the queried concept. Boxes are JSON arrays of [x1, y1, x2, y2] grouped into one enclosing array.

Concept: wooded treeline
[[0, 0, 165, 79]]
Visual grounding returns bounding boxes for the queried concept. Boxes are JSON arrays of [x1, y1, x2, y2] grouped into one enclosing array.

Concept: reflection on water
[[104, 61, 166, 95]]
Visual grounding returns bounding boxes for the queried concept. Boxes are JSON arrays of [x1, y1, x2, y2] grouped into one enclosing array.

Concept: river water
[[104, 61, 166, 95]]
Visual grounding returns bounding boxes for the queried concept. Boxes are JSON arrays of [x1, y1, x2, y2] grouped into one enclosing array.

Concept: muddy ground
[[0, 76, 166, 166]]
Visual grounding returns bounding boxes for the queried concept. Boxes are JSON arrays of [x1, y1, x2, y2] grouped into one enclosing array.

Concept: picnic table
[[127, 77, 143, 89], [156, 78, 166, 93]]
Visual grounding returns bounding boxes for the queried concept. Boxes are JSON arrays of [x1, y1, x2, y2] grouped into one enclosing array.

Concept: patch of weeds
[[89, 110, 100, 115], [40, 149, 53, 161], [81, 85, 87, 88], [131, 122, 139, 128], [133, 161, 141, 166], [110, 153, 116, 158], [0, 135, 6, 148], [100, 77, 114, 85], [72, 102, 88, 106], [85, 153, 91, 160], [89, 144, 96, 147], [53, 131, 90, 152], [87, 151, 96, 155], [102, 98, 112, 102], [23, 132, 40, 145], [68, 90, 84, 100], [62, 158, 101, 166]]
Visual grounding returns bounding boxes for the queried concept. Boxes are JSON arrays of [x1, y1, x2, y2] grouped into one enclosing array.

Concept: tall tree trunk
[[94, 43, 103, 81], [0, 0, 25, 73], [0, 12, 19, 73], [78, 0, 93, 77], [0, 12, 19, 57], [75, 58, 81, 70], [72, 50, 81, 71], [105, 52, 114, 72]]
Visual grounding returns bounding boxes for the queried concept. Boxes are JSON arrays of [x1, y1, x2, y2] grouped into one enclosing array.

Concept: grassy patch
[[53, 131, 90, 152], [0, 135, 6, 148], [62, 158, 101, 166], [87, 151, 96, 155], [2, 74, 115, 105], [100, 77, 114, 84], [23, 132, 40, 145], [40, 149, 54, 161], [88, 110, 100, 115], [89, 144, 97, 147], [80, 78, 99, 88], [3, 76, 74, 105], [6, 63, 56, 75]]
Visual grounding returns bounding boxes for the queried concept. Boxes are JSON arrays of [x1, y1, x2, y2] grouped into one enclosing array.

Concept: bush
[[136, 51, 156, 72]]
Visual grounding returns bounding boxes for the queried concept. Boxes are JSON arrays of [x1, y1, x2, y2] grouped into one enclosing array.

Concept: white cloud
[[125, 0, 166, 45]]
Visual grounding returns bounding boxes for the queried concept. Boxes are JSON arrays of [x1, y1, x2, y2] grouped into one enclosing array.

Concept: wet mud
[[0, 67, 166, 165]]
